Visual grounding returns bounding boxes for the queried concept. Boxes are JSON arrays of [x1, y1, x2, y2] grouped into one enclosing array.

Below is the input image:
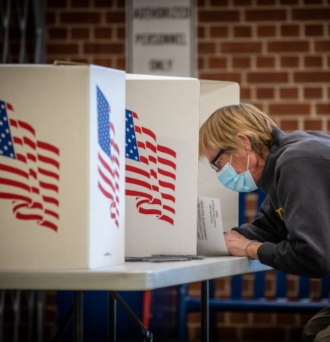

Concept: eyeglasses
[[210, 148, 225, 171]]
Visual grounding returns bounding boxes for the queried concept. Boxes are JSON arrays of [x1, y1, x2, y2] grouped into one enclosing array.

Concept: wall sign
[[126, 0, 196, 77]]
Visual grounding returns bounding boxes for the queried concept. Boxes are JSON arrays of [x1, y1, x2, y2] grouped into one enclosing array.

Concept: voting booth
[[0, 65, 126, 269], [125, 74, 239, 257]]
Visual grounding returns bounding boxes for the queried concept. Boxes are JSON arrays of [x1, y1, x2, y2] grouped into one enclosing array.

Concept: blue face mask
[[216, 154, 257, 193]]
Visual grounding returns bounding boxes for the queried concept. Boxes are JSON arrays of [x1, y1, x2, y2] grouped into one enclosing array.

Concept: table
[[0, 257, 271, 342]]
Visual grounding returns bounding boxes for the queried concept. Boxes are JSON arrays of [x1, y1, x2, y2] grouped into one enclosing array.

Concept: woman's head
[[199, 103, 276, 160]]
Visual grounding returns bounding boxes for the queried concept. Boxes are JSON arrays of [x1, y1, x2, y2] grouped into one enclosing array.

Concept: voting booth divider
[[124, 74, 240, 257], [0, 65, 126, 269]]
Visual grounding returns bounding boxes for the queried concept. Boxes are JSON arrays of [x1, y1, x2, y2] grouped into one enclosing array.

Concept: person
[[199, 103, 330, 342]]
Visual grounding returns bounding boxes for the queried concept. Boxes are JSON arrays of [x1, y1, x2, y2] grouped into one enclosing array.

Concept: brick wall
[[31, 0, 330, 340]]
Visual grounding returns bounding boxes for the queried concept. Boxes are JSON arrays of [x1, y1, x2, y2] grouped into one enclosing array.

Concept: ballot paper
[[197, 197, 229, 256]]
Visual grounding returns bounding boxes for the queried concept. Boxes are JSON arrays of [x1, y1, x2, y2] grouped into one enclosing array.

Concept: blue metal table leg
[[109, 293, 116, 342], [201, 280, 209, 342], [73, 291, 84, 342]]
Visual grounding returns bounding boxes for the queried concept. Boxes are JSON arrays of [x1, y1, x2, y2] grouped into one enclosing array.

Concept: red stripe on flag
[[158, 168, 176, 180], [140, 156, 149, 165], [30, 202, 43, 209], [161, 193, 175, 203], [152, 185, 159, 192], [0, 178, 30, 192], [135, 126, 142, 134], [38, 167, 59, 181], [137, 141, 145, 149], [0, 164, 28, 179], [42, 196, 59, 206], [142, 127, 156, 142], [110, 122, 115, 135], [38, 154, 59, 169], [39, 181, 58, 193], [150, 198, 162, 205], [133, 112, 138, 119], [136, 199, 149, 208], [37, 141, 60, 156], [32, 187, 39, 194], [6, 103, 14, 111], [98, 153, 116, 179], [13, 137, 22, 145], [23, 137, 36, 150], [29, 169, 37, 179], [98, 167, 115, 193], [39, 221, 57, 232], [138, 207, 162, 216], [98, 182, 115, 201], [111, 139, 120, 156], [149, 156, 156, 164], [159, 215, 174, 225], [159, 180, 175, 191], [13, 203, 28, 213], [0, 193, 32, 203], [146, 141, 156, 153], [111, 155, 120, 168], [15, 212, 43, 221], [45, 209, 59, 219], [125, 177, 151, 190], [158, 157, 176, 170], [163, 205, 175, 214], [150, 169, 157, 179], [27, 153, 36, 162], [18, 120, 35, 136], [10, 119, 17, 127], [16, 154, 27, 163], [125, 190, 152, 201], [157, 145, 176, 158], [115, 182, 119, 191], [126, 165, 150, 179]]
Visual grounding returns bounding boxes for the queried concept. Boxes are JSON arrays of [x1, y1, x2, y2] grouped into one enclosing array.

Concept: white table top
[[0, 257, 271, 291]]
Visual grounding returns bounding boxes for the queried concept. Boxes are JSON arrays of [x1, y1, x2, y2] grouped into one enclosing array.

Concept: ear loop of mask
[[247, 154, 250, 171]]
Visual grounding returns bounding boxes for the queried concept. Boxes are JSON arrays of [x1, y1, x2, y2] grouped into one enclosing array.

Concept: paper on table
[[197, 197, 229, 256]]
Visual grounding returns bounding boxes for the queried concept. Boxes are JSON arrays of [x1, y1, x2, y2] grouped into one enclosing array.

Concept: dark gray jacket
[[233, 127, 330, 278]]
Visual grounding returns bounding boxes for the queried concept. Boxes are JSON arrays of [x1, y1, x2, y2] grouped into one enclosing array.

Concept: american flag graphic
[[96, 86, 120, 228], [125, 110, 176, 225], [0, 100, 60, 232]]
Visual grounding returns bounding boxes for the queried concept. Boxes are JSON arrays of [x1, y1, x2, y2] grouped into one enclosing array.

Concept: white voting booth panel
[[0, 65, 126, 269], [125, 74, 200, 257], [125, 75, 239, 257], [198, 81, 240, 232]]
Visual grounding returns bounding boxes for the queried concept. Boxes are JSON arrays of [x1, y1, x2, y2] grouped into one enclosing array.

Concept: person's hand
[[224, 230, 251, 257]]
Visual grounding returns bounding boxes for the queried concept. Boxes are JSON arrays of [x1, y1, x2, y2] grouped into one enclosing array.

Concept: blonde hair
[[199, 103, 276, 159]]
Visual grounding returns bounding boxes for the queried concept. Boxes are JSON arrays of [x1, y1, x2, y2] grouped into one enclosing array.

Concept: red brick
[[290, 328, 305, 341], [280, 88, 298, 99], [210, 0, 228, 5], [222, 42, 261, 54], [60, 12, 101, 24], [268, 41, 309, 53], [245, 9, 286, 21], [230, 312, 248, 323], [280, 56, 299, 68], [234, 26, 252, 37], [300, 314, 315, 325], [72, 28, 89, 39], [198, 58, 204, 69], [198, 27, 205, 38], [304, 0, 322, 3], [84, 43, 124, 54], [280, 0, 298, 3], [209, 57, 227, 68], [269, 104, 310, 115], [294, 72, 330, 83], [292, 9, 330, 21], [317, 104, 330, 115], [216, 327, 237, 339], [199, 10, 240, 22], [117, 27, 125, 39], [95, 28, 112, 39], [240, 87, 251, 99], [281, 120, 298, 131], [106, 12, 125, 23], [214, 278, 226, 291], [328, 87, 330, 98], [48, 28, 67, 40], [48, 0, 67, 8], [198, 0, 206, 6], [276, 313, 295, 324], [304, 56, 323, 68], [257, 56, 275, 68], [188, 312, 201, 323], [210, 26, 228, 38], [315, 41, 330, 52], [199, 43, 216, 54], [327, 120, 330, 130], [199, 72, 241, 83], [94, 0, 114, 7], [253, 313, 272, 324], [305, 25, 324, 36], [47, 13, 56, 24], [248, 72, 288, 83], [233, 57, 250, 68], [257, 0, 275, 4], [243, 327, 285, 340], [234, 0, 252, 5], [71, 0, 90, 7], [281, 25, 300, 37], [215, 312, 225, 323], [189, 282, 201, 291], [257, 88, 274, 99], [47, 44, 79, 55], [117, 58, 126, 70], [257, 25, 276, 37], [305, 120, 322, 130]]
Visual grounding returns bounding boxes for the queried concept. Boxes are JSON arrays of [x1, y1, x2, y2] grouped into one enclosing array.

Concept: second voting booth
[[125, 74, 240, 257]]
